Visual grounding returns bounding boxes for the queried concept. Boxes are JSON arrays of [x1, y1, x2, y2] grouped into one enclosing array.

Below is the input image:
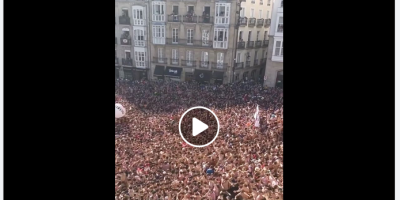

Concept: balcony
[[255, 40, 262, 48], [239, 17, 247, 26], [237, 41, 245, 49], [248, 18, 256, 26], [152, 57, 167, 64], [211, 62, 228, 70], [119, 16, 131, 25], [263, 40, 269, 47], [120, 38, 132, 45], [166, 38, 213, 47], [115, 37, 117, 44], [183, 14, 198, 23], [168, 15, 181, 22], [245, 60, 251, 67], [122, 58, 133, 66], [170, 58, 179, 66], [235, 62, 244, 69], [200, 61, 210, 68], [134, 39, 146, 47], [199, 15, 213, 24], [115, 57, 119, 64], [257, 19, 264, 27], [247, 41, 254, 48], [264, 19, 271, 27], [181, 60, 197, 67]]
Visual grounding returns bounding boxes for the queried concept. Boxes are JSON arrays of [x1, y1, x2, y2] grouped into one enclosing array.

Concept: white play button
[[192, 117, 209, 136]]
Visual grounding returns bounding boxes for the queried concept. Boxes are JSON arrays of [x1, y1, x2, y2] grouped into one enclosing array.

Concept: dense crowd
[[115, 79, 283, 200]]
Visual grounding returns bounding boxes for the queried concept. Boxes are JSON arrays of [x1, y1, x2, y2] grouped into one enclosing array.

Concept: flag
[[254, 105, 260, 127]]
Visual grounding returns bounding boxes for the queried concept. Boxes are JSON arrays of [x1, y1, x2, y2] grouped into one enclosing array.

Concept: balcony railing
[[200, 61, 210, 68], [152, 57, 167, 64], [237, 41, 245, 49], [170, 58, 179, 66], [211, 62, 228, 70], [181, 60, 197, 67], [120, 38, 132, 45], [168, 15, 181, 22], [255, 40, 262, 48], [119, 16, 131, 25], [199, 15, 213, 24], [257, 19, 264, 26], [247, 41, 254, 48], [166, 38, 213, 47], [245, 60, 251, 67], [264, 19, 271, 27], [115, 57, 119, 64], [263, 40, 269, 47], [235, 62, 244, 69], [248, 18, 256, 26], [183, 15, 197, 23], [239, 17, 247, 26], [122, 58, 133, 66]]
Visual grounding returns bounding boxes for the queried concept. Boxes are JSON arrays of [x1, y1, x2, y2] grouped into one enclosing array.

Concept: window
[[201, 52, 209, 67], [125, 50, 131, 59], [215, 3, 230, 24], [202, 30, 210, 46], [134, 51, 146, 68], [213, 28, 229, 49], [152, 2, 165, 21], [239, 31, 243, 41], [158, 48, 164, 63], [134, 28, 146, 47], [132, 6, 145, 26], [250, 9, 254, 17], [172, 6, 179, 15], [248, 31, 251, 41], [262, 50, 265, 58], [254, 50, 258, 63], [152, 25, 165, 44], [240, 7, 245, 17], [260, 0, 263, 4], [236, 53, 241, 62], [264, 31, 267, 40], [186, 50, 193, 66], [122, 8, 129, 17], [251, 0, 255, 3], [259, 10, 262, 18], [274, 41, 283, 56], [172, 49, 178, 64], [256, 31, 260, 40], [216, 52, 224, 68], [172, 28, 178, 43], [267, 0, 271, 5], [187, 29, 194, 44], [187, 6, 194, 13], [277, 17, 283, 32]]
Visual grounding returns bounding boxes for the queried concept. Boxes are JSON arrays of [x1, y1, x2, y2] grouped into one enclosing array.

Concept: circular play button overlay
[[179, 106, 220, 148]]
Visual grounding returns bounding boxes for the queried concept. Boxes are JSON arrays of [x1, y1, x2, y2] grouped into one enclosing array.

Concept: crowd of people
[[115, 79, 283, 200]]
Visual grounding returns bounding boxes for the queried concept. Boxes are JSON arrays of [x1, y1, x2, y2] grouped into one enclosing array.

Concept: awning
[[212, 71, 224, 80], [194, 69, 212, 82], [153, 65, 165, 76], [164, 66, 182, 77]]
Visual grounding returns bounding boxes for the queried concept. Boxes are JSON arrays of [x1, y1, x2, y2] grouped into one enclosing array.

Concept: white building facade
[[263, 0, 283, 88]]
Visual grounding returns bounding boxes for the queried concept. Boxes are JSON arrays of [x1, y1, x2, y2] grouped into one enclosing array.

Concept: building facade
[[115, 0, 151, 81], [148, 0, 239, 84], [234, 0, 272, 82], [263, 0, 282, 88]]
